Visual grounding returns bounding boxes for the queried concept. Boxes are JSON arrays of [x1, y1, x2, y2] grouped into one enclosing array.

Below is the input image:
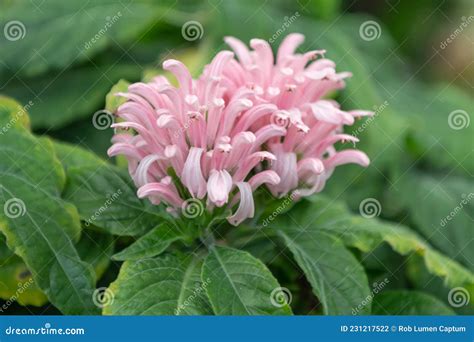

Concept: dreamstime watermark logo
[[3, 20, 26, 41], [0, 100, 34, 135], [5, 322, 85, 336], [440, 16, 474, 50], [84, 189, 122, 226], [448, 109, 470, 130], [3, 198, 26, 218], [262, 191, 299, 227], [83, 12, 122, 50], [448, 287, 470, 308], [359, 198, 381, 218], [351, 100, 389, 138], [270, 111, 290, 129], [359, 20, 382, 41], [270, 287, 292, 308], [352, 278, 390, 315], [175, 278, 211, 315], [92, 109, 114, 130], [92, 287, 114, 308], [172, 111, 203, 139], [181, 198, 204, 218], [0, 279, 34, 313], [181, 21, 204, 41], [269, 12, 300, 43], [440, 193, 473, 227]]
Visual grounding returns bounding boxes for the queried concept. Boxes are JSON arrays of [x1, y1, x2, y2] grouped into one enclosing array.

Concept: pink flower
[[222, 34, 372, 198], [108, 33, 371, 226]]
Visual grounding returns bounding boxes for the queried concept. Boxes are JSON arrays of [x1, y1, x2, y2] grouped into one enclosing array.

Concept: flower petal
[[227, 182, 254, 226], [207, 169, 233, 207], [181, 147, 207, 199]]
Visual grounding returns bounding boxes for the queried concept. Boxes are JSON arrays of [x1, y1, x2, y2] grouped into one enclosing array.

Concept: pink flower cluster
[[108, 33, 372, 226]]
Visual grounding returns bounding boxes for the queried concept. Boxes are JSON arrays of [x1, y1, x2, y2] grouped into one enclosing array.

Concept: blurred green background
[[0, 0, 472, 314]]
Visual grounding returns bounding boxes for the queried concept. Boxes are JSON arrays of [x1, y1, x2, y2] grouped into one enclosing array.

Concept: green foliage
[[4, 65, 140, 129], [202, 246, 292, 315], [277, 230, 370, 315], [0, 255, 48, 307], [0, 0, 182, 76], [0, 0, 472, 316], [372, 291, 455, 315], [0, 98, 98, 314], [112, 223, 185, 261], [396, 172, 474, 271], [52, 140, 167, 236], [104, 253, 213, 315]]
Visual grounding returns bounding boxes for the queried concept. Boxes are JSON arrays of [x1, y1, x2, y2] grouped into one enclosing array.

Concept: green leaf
[[0, 229, 113, 309], [49, 118, 114, 159], [48, 138, 107, 168], [202, 246, 292, 315], [76, 230, 114, 280], [228, 227, 279, 263], [106, 79, 130, 113], [0, 96, 31, 132], [0, 233, 14, 262], [394, 172, 474, 271], [277, 229, 371, 315], [372, 290, 455, 315], [0, 98, 98, 314], [104, 253, 213, 315], [269, 196, 474, 299], [113, 223, 184, 261], [406, 254, 474, 314], [51, 140, 166, 236], [377, 80, 473, 176], [334, 15, 473, 176], [0, 255, 48, 307], [0, 0, 180, 76], [4, 64, 140, 129]]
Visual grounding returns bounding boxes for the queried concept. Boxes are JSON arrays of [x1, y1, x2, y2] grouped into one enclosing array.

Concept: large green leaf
[[394, 171, 474, 271], [0, 228, 113, 309], [50, 140, 166, 236], [76, 230, 114, 280], [227, 228, 279, 264], [104, 253, 213, 315], [3, 64, 140, 129], [0, 0, 181, 76], [277, 229, 371, 315], [202, 246, 292, 315], [269, 196, 474, 298], [372, 290, 455, 315], [0, 98, 98, 314], [379, 80, 473, 176], [49, 118, 114, 159], [406, 254, 474, 314], [113, 223, 185, 261]]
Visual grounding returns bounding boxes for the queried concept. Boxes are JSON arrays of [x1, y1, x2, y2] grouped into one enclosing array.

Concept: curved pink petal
[[227, 182, 254, 226], [163, 59, 193, 95], [137, 182, 183, 208], [277, 33, 305, 64], [181, 147, 207, 199], [207, 169, 233, 207], [324, 150, 370, 170], [248, 170, 280, 191]]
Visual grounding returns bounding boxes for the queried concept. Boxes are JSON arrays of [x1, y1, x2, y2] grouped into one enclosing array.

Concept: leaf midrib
[[211, 247, 252, 315]]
